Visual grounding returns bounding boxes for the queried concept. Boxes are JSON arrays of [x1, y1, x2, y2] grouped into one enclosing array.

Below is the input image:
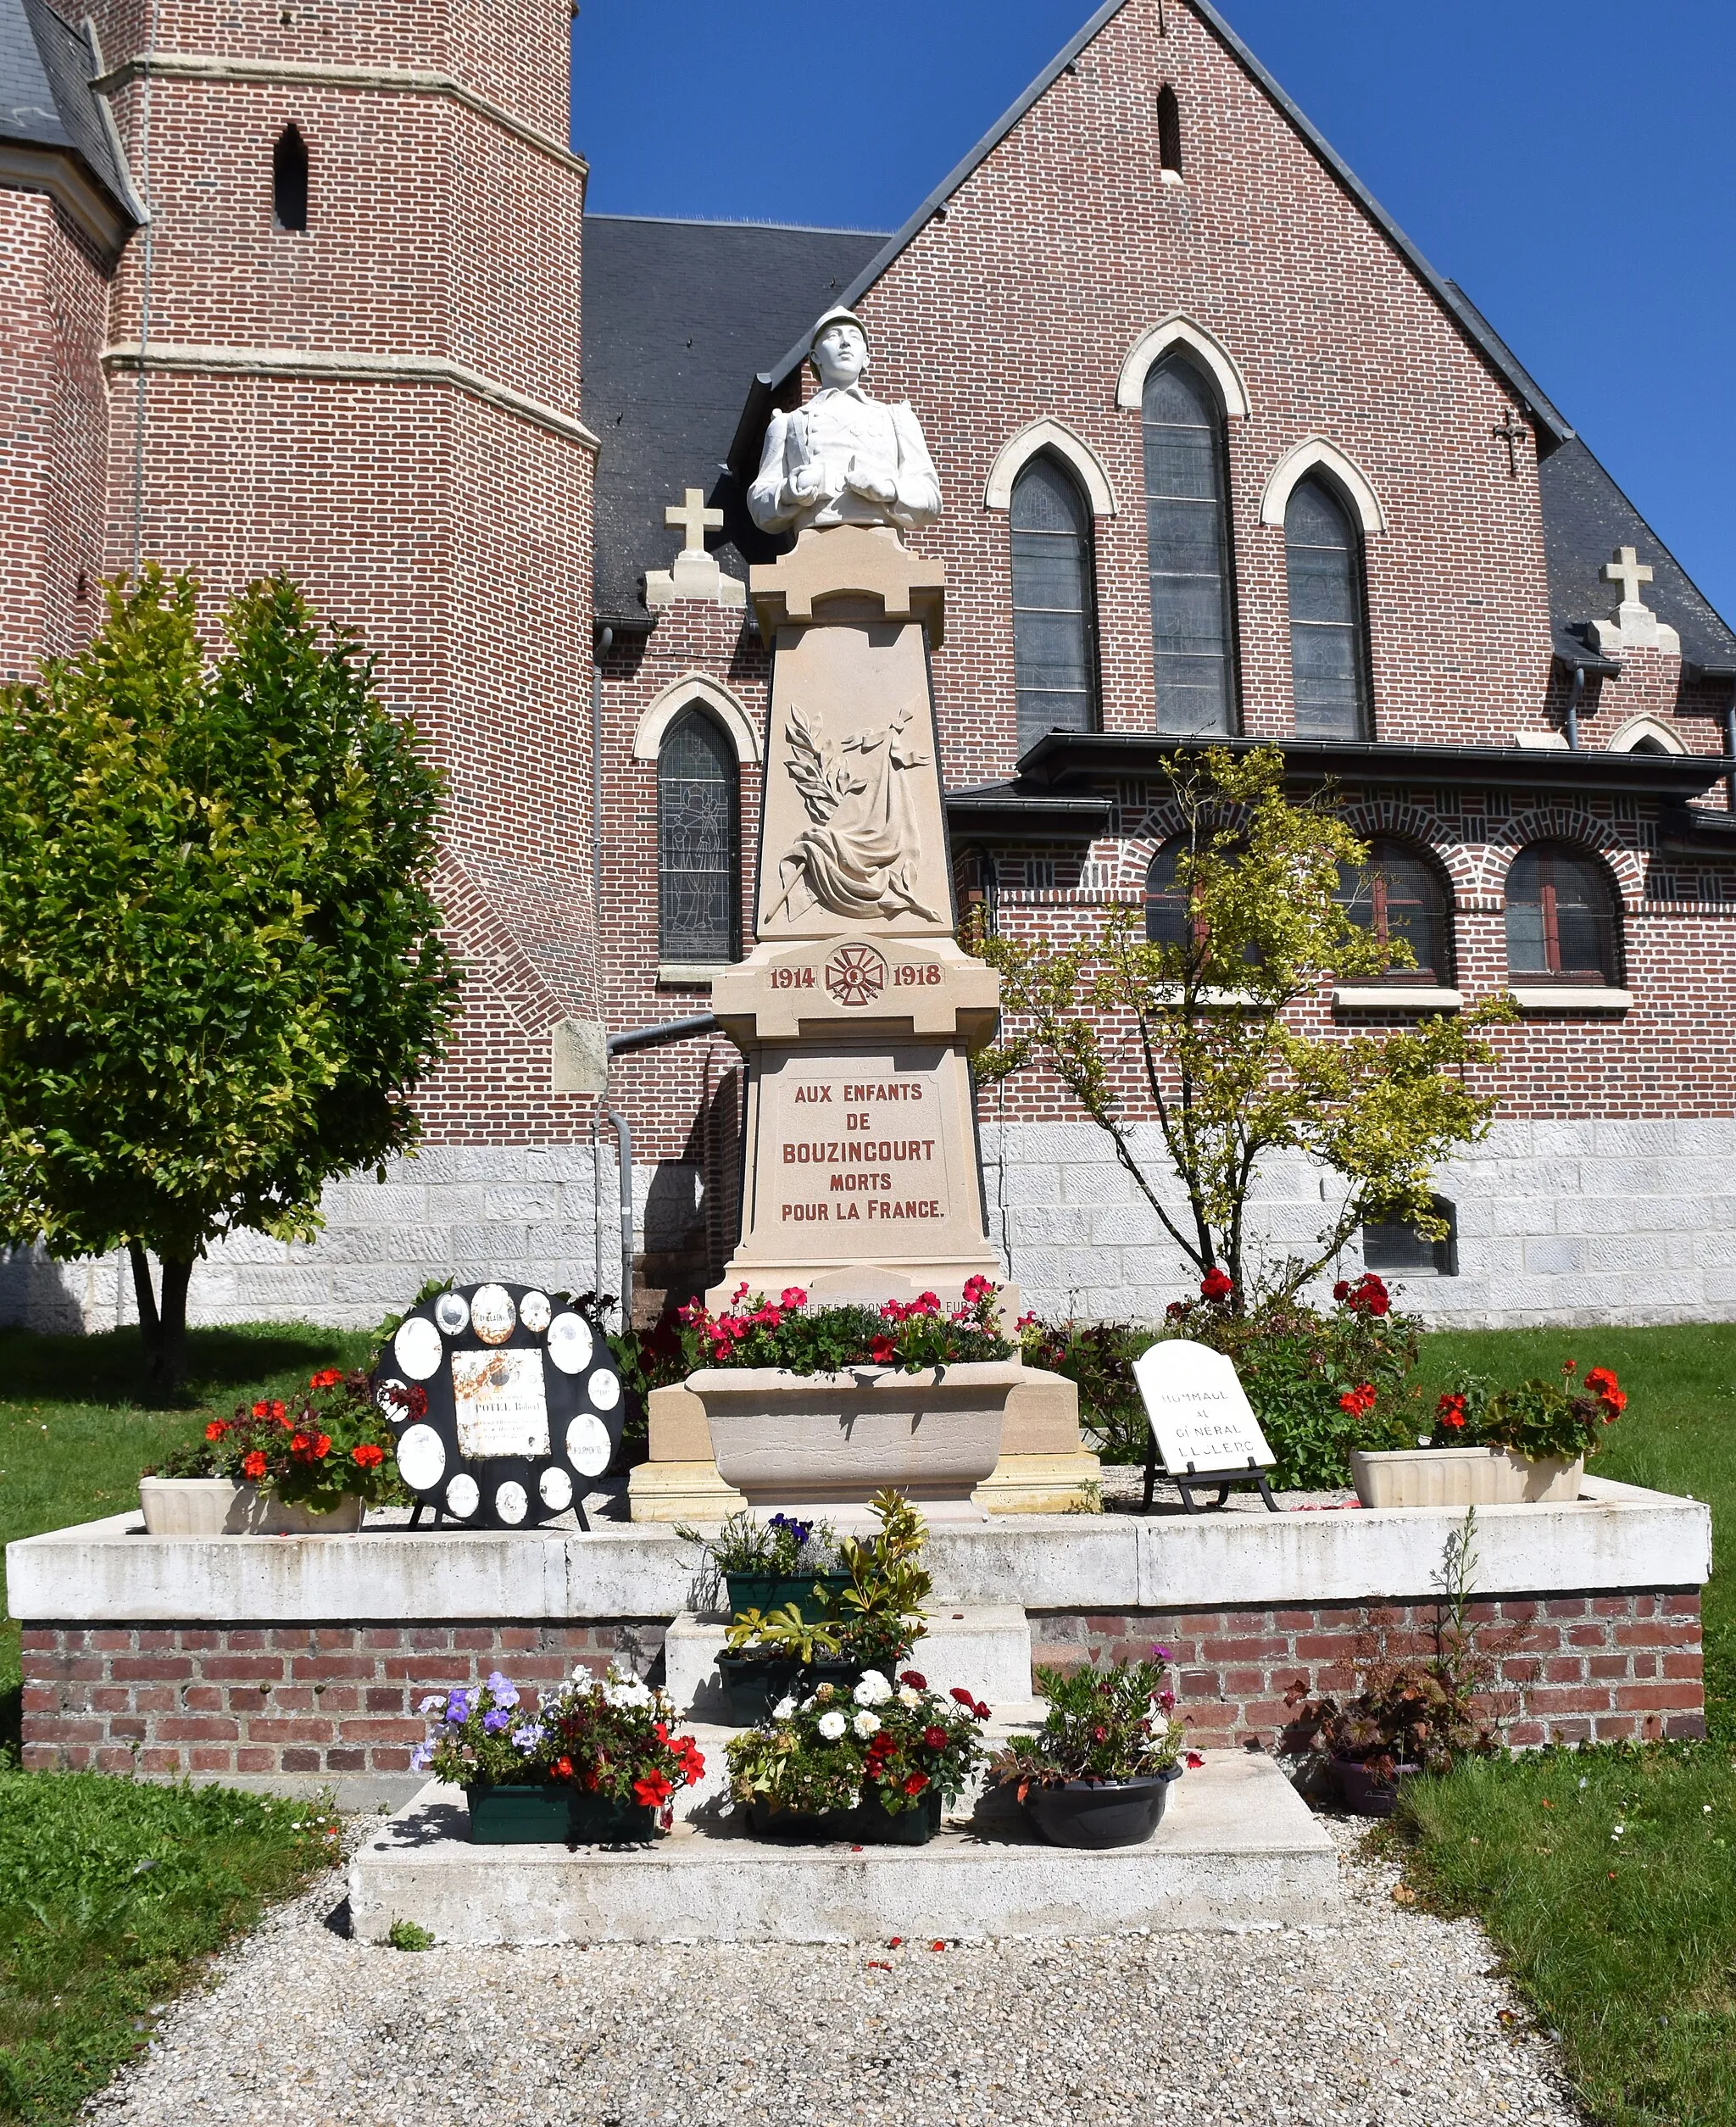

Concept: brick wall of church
[[0, 191, 112, 682]]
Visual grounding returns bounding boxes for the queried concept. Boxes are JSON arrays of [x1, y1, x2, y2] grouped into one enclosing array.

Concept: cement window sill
[[657, 963, 727, 988], [1508, 986, 1633, 1014], [1333, 987, 1463, 1013], [1153, 986, 1266, 1011]]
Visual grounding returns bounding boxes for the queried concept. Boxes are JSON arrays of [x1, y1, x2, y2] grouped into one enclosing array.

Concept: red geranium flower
[[309, 1368, 342, 1389], [242, 1450, 267, 1480], [351, 1444, 385, 1470], [1437, 1392, 1468, 1431], [1338, 1383, 1378, 1419], [551, 1756, 574, 1782], [633, 1772, 674, 1808], [251, 1401, 269, 1418], [205, 1419, 230, 1442]]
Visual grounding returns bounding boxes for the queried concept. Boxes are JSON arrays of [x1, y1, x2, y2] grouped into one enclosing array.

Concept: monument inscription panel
[[757, 1050, 958, 1256]]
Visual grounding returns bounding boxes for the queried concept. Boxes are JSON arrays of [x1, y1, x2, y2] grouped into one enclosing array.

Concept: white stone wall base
[[978, 1116, 1736, 1328], [347, 1751, 1338, 1944]]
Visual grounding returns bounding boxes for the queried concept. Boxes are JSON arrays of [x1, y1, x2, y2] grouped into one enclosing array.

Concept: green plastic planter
[[746, 1787, 943, 1846], [725, 1571, 852, 1624], [465, 1785, 656, 1846], [716, 1651, 865, 1726]]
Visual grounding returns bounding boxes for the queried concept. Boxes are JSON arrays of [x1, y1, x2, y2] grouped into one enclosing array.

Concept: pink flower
[[780, 1287, 808, 1310]]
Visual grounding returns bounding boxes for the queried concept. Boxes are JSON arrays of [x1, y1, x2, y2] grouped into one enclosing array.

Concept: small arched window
[[1334, 838, 1452, 984], [954, 846, 999, 940], [273, 124, 309, 232], [1143, 354, 1237, 735], [1285, 474, 1371, 739], [1010, 453, 1100, 752], [658, 707, 739, 967], [1144, 838, 1191, 949], [1505, 844, 1620, 984], [1157, 85, 1182, 179]]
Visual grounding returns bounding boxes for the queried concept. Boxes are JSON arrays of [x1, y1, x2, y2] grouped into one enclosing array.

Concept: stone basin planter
[[686, 1361, 1019, 1517], [1349, 1446, 1583, 1510], [137, 1476, 364, 1536]]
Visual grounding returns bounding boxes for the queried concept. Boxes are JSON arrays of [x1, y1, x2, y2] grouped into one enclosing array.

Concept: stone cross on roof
[[1603, 546, 1655, 609], [1590, 545, 1679, 659], [666, 487, 724, 557], [646, 485, 743, 613]]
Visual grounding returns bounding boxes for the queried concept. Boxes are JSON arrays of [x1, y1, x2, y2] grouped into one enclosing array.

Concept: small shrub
[[386, 1918, 434, 1952]]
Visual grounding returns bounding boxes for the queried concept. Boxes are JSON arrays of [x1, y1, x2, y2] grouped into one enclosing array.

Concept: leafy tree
[[0, 570, 459, 1395], [973, 746, 1510, 1309]]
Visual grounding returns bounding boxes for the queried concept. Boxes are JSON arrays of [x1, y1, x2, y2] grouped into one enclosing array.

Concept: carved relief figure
[[748, 309, 943, 537], [768, 703, 942, 926]]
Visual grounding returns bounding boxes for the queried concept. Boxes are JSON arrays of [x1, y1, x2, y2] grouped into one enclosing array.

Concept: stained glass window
[[1286, 475, 1371, 739], [1505, 844, 1619, 983], [658, 708, 738, 965], [1143, 354, 1237, 734], [1011, 454, 1099, 752]]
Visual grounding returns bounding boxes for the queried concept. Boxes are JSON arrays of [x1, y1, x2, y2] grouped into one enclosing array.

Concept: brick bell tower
[[81, 0, 609, 1307]]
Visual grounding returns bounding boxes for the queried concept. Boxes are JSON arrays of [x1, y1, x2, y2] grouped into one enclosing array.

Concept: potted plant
[[725, 1665, 990, 1845], [718, 1489, 932, 1723], [412, 1667, 705, 1844], [675, 1508, 848, 1623], [1350, 1359, 1625, 1508], [138, 1369, 400, 1534], [677, 1279, 1021, 1513], [989, 1653, 1201, 1849], [1284, 1508, 1505, 1814]]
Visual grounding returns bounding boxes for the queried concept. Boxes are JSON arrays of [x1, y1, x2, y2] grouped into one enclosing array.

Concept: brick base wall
[[21, 1588, 1704, 1779], [19, 1621, 670, 1780], [1032, 1590, 1706, 1751]]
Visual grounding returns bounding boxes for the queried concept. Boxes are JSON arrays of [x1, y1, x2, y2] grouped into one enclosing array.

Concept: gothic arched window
[[1143, 354, 1237, 734], [1144, 838, 1192, 949], [1285, 473, 1371, 738], [658, 707, 739, 967], [1010, 452, 1099, 753], [1333, 837, 1452, 983], [1505, 844, 1620, 984], [273, 125, 309, 232]]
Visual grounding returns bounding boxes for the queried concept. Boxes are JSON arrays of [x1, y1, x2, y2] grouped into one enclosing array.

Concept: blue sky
[[571, 1, 1736, 625]]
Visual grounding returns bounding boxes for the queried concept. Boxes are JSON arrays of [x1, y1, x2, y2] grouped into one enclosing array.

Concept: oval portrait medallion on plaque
[[374, 1284, 622, 1530]]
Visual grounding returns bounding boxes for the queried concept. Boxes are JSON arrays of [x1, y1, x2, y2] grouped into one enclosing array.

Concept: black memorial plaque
[[374, 1283, 622, 1530]]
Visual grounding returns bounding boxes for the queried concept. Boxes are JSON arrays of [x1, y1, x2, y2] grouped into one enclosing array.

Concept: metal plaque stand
[[1143, 1439, 1277, 1515]]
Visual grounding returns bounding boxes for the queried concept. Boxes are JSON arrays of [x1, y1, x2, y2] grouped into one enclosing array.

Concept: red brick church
[[4, 0, 1733, 1334]]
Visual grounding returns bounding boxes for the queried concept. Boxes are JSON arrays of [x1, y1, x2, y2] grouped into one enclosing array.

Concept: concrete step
[[347, 1752, 1338, 1945], [663, 1604, 1032, 1723]]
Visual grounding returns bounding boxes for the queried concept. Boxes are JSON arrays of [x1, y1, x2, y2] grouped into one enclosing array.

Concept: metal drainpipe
[[591, 625, 613, 956], [603, 1015, 720, 1328], [1566, 665, 1584, 751]]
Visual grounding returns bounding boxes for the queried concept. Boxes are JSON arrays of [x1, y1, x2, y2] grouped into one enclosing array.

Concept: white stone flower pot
[[1349, 1446, 1583, 1510], [686, 1361, 1018, 1519], [137, 1477, 364, 1535]]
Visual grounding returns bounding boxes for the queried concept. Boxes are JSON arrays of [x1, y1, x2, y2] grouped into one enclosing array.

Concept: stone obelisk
[[707, 308, 1004, 1312]]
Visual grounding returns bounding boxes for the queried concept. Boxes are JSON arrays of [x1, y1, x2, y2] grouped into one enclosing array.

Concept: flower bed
[[675, 1276, 1013, 1375], [411, 1666, 705, 1842], [142, 1368, 401, 1522], [725, 1665, 989, 1842]]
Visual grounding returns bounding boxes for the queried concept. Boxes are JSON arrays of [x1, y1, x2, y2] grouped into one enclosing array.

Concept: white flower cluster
[[853, 1669, 893, 1707], [597, 1662, 653, 1711]]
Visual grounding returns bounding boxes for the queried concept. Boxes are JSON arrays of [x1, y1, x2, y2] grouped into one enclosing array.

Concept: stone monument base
[[626, 1365, 1100, 1523]]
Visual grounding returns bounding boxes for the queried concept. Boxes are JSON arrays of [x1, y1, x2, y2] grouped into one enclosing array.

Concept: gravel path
[[91, 1818, 1581, 2127]]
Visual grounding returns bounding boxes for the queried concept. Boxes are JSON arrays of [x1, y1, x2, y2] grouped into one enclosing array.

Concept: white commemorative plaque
[[1132, 1339, 1275, 1477]]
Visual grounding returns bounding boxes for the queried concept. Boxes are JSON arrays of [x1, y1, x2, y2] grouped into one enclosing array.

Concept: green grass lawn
[[0, 1322, 379, 1734], [0, 1772, 341, 2126]]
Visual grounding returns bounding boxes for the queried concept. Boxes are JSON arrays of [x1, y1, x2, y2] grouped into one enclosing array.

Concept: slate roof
[[582, 215, 887, 625], [1541, 436, 1736, 678], [0, 0, 136, 216]]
